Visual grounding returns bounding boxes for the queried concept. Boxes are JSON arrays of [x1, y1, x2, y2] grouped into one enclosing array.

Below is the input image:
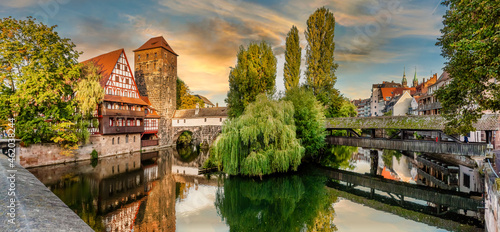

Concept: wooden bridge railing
[[326, 136, 488, 156]]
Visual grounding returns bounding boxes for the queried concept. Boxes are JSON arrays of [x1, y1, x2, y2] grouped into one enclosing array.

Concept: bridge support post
[[370, 150, 379, 175]]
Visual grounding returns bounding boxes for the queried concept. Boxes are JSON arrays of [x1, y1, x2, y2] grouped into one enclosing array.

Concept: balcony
[[101, 108, 145, 117], [418, 101, 441, 111], [102, 125, 144, 135], [141, 139, 159, 147]]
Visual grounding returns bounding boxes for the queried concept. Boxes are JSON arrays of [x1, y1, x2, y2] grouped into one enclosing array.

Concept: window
[[133, 136, 135, 142], [154, 63, 156, 69], [126, 79, 129, 84], [115, 75, 119, 82], [109, 119, 113, 127], [146, 54, 149, 59], [117, 64, 121, 70], [463, 173, 470, 188], [177, 120, 179, 123], [112, 138, 114, 145], [147, 64, 149, 70], [125, 66, 128, 71], [112, 166, 114, 174], [138, 55, 141, 60], [118, 137, 120, 144], [204, 118, 207, 122], [107, 103, 112, 109], [136, 120, 140, 126], [184, 119, 186, 123], [155, 52, 157, 57], [126, 135, 129, 143], [220, 118, 222, 122]]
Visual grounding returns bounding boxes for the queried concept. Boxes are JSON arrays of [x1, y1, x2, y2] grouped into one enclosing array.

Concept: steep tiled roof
[[133, 36, 178, 56], [173, 107, 228, 118], [81, 49, 123, 87]]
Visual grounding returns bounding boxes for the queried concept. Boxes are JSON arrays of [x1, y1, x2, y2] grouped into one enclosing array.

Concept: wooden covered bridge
[[325, 114, 500, 156]]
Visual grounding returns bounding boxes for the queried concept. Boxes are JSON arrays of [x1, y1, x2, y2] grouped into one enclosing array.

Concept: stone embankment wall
[[19, 134, 143, 168]]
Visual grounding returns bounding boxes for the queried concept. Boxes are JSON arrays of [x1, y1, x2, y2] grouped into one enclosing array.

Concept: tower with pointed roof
[[401, 67, 408, 88], [133, 36, 178, 145], [412, 67, 418, 87]]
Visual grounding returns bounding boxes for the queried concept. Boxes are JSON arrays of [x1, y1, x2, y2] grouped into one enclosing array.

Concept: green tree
[[328, 98, 358, 118], [74, 62, 104, 144], [435, 0, 500, 135], [283, 87, 326, 160], [212, 94, 304, 176], [305, 7, 340, 115], [284, 26, 301, 91], [226, 42, 277, 118], [176, 77, 204, 110], [0, 17, 80, 145]]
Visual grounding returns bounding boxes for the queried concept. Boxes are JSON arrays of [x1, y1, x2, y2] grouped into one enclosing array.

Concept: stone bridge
[[170, 107, 227, 146]]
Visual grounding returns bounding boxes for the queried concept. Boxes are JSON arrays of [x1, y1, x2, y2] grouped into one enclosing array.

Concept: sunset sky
[[1, 0, 448, 105]]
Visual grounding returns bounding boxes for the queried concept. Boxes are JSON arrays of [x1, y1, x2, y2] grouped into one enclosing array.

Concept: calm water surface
[[27, 146, 483, 231]]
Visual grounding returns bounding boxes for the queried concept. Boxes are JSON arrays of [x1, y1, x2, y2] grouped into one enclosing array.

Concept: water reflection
[[26, 144, 484, 231], [215, 174, 337, 232]]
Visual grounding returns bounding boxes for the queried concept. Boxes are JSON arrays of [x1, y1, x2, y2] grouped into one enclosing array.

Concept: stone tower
[[401, 67, 408, 88], [133, 36, 178, 145]]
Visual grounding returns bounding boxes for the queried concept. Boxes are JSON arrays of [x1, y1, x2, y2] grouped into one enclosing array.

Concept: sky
[[1, 0, 448, 105]]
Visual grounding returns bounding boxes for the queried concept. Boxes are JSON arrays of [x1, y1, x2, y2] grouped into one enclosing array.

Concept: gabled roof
[[81, 49, 123, 87], [173, 107, 228, 119], [133, 36, 178, 56], [194, 94, 214, 106], [380, 87, 416, 101], [103, 95, 149, 106]]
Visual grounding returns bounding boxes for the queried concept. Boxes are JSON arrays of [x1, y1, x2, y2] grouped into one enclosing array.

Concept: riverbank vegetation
[[0, 17, 104, 152], [209, 7, 358, 176]]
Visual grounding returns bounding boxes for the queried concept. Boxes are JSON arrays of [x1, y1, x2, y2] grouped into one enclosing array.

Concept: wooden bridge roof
[[326, 114, 500, 131]]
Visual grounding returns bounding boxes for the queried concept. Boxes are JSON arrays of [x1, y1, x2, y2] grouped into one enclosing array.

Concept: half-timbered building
[[82, 49, 149, 152]]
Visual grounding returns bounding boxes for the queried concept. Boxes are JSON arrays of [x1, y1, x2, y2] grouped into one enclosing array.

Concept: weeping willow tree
[[73, 62, 104, 144], [211, 94, 304, 176]]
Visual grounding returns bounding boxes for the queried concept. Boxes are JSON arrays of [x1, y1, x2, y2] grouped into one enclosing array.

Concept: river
[[27, 145, 483, 231]]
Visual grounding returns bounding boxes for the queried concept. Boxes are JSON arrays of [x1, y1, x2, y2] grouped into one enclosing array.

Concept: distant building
[[417, 72, 450, 115], [194, 95, 215, 108], [351, 98, 371, 117]]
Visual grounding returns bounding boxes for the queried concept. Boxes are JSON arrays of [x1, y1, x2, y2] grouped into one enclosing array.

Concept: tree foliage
[[75, 62, 104, 116], [305, 7, 340, 115], [283, 87, 326, 159], [0, 16, 80, 145], [435, 0, 500, 135], [226, 42, 277, 118], [176, 77, 204, 110], [284, 25, 301, 91], [212, 94, 304, 176], [328, 98, 358, 118]]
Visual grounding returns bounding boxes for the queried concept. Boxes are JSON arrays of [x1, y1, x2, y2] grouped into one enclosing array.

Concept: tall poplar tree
[[304, 7, 340, 116], [284, 25, 301, 91], [226, 42, 277, 118], [435, 0, 500, 135]]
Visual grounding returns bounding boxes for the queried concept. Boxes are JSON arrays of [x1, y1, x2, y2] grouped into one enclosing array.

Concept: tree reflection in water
[[321, 145, 357, 170], [215, 174, 338, 232]]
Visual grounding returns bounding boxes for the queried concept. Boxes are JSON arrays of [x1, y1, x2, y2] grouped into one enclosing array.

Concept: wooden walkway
[[326, 136, 488, 156]]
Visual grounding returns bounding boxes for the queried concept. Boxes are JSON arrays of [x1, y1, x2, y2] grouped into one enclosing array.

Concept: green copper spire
[[402, 66, 407, 87], [412, 66, 418, 87]]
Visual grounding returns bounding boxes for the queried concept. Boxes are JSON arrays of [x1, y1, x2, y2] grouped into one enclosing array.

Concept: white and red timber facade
[[82, 43, 164, 153]]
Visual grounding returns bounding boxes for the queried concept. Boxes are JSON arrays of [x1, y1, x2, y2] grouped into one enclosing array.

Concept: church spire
[[413, 66, 418, 87], [402, 66, 407, 87]]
